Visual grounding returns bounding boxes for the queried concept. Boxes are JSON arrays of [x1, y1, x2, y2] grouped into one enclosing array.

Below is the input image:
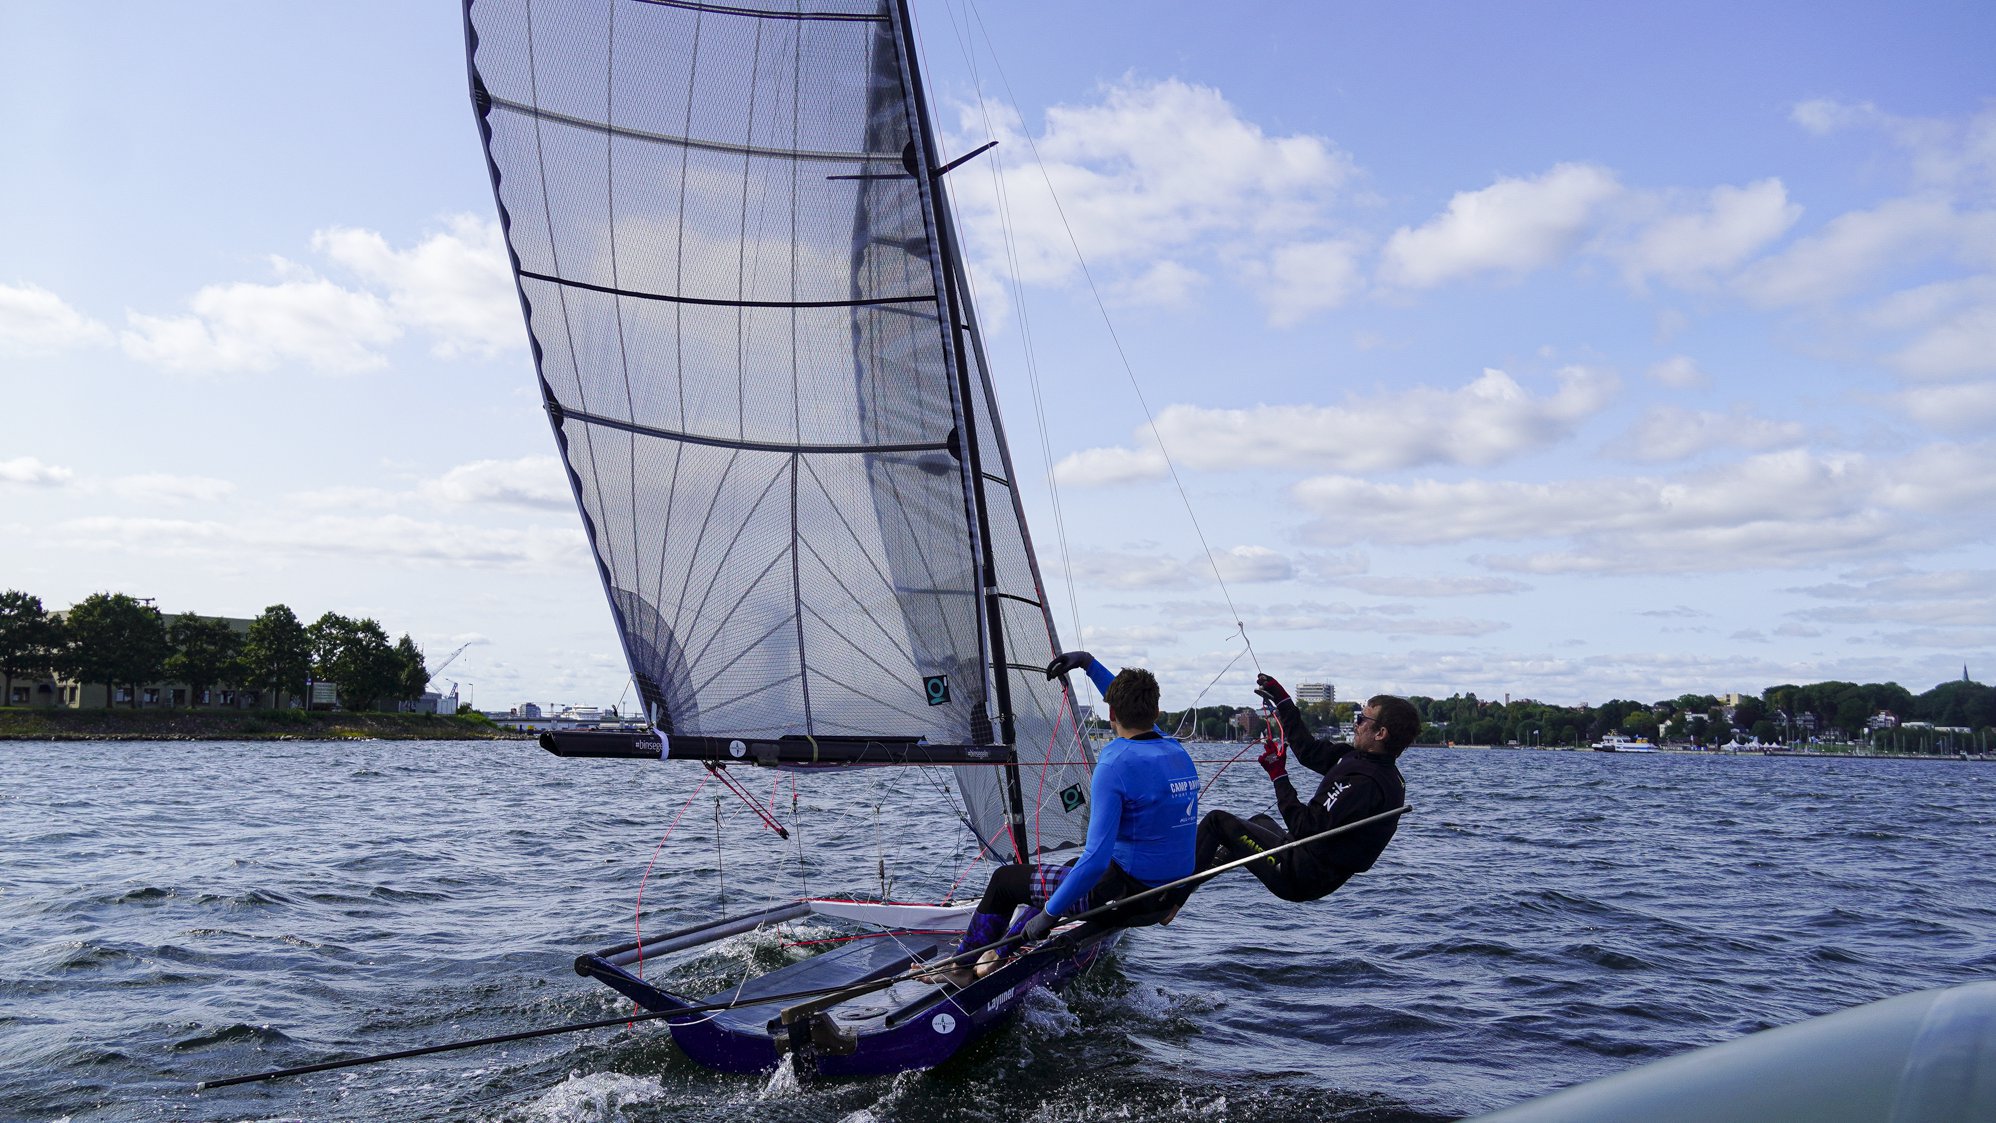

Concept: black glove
[[1021, 910, 1058, 941], [1255, 673, 1290, 706], [1045, 651, 1094, 680]]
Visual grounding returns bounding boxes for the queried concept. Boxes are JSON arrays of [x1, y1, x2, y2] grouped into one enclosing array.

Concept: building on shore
[[487, 703, 636, 733], [1295, 682, 1335, 704], [8, 613, 297, 710]]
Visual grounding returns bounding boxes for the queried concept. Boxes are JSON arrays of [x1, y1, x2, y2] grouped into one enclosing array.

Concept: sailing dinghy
[[464, 0, 1119, 1078]]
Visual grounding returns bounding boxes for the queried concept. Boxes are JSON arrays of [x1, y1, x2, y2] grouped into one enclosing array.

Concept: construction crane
[[425, 642, 474, 686]]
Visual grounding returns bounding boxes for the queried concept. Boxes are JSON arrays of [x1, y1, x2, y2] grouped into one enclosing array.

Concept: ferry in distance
[[1592, 734, 1660, 752]]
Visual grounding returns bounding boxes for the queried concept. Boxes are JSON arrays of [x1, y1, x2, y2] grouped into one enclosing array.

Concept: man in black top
[[1193, 674, 1414, 902]]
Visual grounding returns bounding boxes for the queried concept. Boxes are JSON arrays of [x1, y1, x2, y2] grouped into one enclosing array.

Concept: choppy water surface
[[4, 742, 1993, 1122]]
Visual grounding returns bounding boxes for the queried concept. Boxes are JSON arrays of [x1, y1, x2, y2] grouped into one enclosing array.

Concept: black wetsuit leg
[[1196, 809, 1319, 902]]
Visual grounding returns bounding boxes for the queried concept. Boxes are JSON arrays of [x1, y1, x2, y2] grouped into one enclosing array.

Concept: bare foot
[[913, 957, 978, 987]]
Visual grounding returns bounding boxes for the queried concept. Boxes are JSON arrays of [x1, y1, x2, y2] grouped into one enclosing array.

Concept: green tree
[[243, 605, 312, 708], [1732, 697, 1765, 731], [393, 634, 430, 706], [62, 593, 170, 708], [166, 614, 243, 707], [0, 590, 65, 705], [309, 612, 401, 711]]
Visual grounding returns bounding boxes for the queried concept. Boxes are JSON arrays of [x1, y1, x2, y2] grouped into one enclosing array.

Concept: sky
[[4, 1, 1994, 714]]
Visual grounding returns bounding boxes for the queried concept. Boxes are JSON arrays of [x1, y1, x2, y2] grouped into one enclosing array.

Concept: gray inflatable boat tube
[[1471, 982, 1996, 1123]]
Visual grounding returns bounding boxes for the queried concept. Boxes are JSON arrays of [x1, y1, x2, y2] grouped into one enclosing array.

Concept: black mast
[[891, 0, 1031, 862]]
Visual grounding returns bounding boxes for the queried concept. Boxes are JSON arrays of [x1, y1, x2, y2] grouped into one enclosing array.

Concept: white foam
[[1018, 986, 1082, 1037], [756, 1058, 803, 1099], [517, 1070, 665, 1121]]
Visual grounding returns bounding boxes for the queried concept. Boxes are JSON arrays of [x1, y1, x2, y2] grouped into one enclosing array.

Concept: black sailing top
[[1269, 697, 1407, 893]]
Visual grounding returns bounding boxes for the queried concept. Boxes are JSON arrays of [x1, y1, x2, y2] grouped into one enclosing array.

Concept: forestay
[[466, 0, 1092, 862]]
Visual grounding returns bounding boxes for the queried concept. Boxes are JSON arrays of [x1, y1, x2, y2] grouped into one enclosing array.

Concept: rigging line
[[632, 771, 713, 992], [1170, 643, 1252, 739], [713, 796, 727, 910], [704, 763, 788, 838], [962, 0, 1260, 673], [939, 0, 1088, 672], [789, 775, 811, 898], [1209, 705, 1280, 792]]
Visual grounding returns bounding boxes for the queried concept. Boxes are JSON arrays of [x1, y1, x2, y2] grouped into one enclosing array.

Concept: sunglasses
[[1353, 712, 1372, 728]]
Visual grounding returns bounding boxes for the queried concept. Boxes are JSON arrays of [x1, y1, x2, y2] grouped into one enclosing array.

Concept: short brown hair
[[1368, 694, 1421, 755], [1104, 667, 1160, 730]]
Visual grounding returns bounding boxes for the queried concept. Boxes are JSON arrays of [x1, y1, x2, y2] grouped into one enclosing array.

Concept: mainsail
[[467, 0, 1093, 862]]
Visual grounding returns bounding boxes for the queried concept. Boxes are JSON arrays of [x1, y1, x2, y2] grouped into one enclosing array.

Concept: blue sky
[[4, 1, 1994, 714]]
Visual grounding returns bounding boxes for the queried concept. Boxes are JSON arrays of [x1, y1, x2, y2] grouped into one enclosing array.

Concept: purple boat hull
[[576, 922, 1119, 1078]]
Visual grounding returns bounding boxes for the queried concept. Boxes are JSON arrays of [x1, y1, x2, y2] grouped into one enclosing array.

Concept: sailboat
[[464, 0, 1113, 1079]]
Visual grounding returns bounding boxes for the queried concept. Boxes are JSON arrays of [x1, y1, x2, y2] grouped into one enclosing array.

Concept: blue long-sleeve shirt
[[1044, 658, 1199, 916]]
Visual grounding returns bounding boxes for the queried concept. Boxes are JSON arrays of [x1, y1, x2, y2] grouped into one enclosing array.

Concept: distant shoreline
[[0, 708, 531, 742], [1412, 742, 1988, 762]]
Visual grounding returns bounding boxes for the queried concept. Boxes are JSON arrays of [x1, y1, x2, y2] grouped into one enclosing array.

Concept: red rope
[[704, 763, 787, 838], [1210, 709, 1283, 789], [632, 771, 713, 1003], [942, 846, 986, 903]]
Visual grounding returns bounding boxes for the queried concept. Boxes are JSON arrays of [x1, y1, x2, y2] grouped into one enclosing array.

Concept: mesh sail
[[467, 0, 1090, 860]]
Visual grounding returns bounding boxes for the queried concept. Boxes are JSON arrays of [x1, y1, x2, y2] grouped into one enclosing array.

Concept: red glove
[[1257, 729, 1287, 780]]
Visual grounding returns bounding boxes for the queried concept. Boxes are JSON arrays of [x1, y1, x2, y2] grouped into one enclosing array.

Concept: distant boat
[[1592, 734, 1659, 752]]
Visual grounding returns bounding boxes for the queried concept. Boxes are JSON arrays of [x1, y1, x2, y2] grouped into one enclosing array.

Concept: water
[[4, 743, 1993, 1122]]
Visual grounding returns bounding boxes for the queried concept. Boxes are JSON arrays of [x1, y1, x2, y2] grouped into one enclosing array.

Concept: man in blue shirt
[[932, 652, 1198, 979]]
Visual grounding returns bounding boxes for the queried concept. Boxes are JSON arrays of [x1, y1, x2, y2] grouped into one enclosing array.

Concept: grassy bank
[[0, 707, 530, 741]]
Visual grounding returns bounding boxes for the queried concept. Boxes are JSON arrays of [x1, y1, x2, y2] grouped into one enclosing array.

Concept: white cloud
[[1646, 355, 1709, 388], [1332, 575, 1530, 597], [948, 77, 1353, 313], [1051, 445, 1169, 487], [1078, 624, 1181, 650], [313, 215, 520, 360], [1894, 381, 1996, 432], [118, 216, 520, 375], [1378, 163, 1621, 288], [1059, 544, 1295, 590], [1058, 365, 1614, 485], [1145, 597, 1506, 638], [1615, 178, 1801, 287], [106, 474, 237, 504], [1107, 260, 1204, 308], [0, 456, 74, 487], [0, 283, 112, 353], [1795, 568, 1991, 601], [1792, 100, 1996, 195], [46, 514, 586, 571], [1293, 443, 1996, 574], [122, 275, 400, 374], [1252, 238, 1365, 325], [1212, 545, 1294, 583], [1734, 195, 1969, 307], [1608, 404, 1806, 463], [1888, 301, 1996, 380], [420, 456, 571, 511]]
